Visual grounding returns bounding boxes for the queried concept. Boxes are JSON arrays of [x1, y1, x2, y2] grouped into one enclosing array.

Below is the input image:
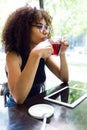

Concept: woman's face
[[30, 18, 50, 48]]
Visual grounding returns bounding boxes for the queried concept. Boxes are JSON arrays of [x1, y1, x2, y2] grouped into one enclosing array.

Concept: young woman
[[2, 5, 69, 107]]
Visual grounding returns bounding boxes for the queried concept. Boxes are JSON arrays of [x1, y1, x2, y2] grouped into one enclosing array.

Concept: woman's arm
[[6, 42, 53, 104], [46, 39, 69, 83], [6, 51, 41, 104]]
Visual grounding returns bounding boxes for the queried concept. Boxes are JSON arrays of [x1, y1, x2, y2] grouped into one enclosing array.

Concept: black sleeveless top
[[21, 55, 46, 102], [21, 54, 46, 85]]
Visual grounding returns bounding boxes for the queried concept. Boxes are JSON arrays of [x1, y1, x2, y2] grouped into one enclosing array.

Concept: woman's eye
[[37, 25, 43, 29]]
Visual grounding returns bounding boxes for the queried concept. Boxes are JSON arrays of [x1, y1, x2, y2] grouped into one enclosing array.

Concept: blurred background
[[0, 0, 87, 90]]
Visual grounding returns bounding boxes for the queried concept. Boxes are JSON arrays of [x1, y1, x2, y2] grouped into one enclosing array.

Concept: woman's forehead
[[35, 18, 47, 24], [39, 19, 46, 24]]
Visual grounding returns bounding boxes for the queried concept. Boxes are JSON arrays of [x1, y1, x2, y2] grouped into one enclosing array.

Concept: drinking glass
[[49, 37, 61, 55]]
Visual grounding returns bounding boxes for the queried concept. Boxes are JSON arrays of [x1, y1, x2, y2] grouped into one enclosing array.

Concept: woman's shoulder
[[6, 52, 22, 67], [6, 51, 20, 59]]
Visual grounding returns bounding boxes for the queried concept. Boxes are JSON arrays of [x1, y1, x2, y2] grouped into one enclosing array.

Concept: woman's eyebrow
[[36, 23, 43, 25], [36, 22, 47, 25]]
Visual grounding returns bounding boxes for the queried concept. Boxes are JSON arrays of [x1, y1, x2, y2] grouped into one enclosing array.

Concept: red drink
[[52, 43, 61, 55]]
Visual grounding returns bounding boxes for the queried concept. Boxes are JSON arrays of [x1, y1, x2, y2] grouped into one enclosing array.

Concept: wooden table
[[0, 83, 87, 130]]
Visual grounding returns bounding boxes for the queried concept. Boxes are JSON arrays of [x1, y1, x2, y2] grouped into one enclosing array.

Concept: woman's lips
[[41, 37, 47, 41]]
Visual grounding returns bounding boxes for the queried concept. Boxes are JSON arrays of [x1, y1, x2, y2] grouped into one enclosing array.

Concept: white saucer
[[28, 104, 54, 119]]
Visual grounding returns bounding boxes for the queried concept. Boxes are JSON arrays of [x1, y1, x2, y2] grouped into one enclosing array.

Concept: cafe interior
[[0, 0, 87, 130]]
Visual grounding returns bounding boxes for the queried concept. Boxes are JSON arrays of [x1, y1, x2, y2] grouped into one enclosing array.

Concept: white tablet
[[44, 86, 87, 108]]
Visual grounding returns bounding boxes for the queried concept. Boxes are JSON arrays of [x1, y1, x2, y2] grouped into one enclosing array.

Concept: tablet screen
[[44, 86, 87, 108]]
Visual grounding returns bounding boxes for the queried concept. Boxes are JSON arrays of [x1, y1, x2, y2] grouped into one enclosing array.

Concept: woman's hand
[[31, 40, 53, 59], [59, 38, 69, 54]]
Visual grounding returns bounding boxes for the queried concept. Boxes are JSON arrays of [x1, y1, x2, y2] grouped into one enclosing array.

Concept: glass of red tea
[[49, 38, 61, 55]]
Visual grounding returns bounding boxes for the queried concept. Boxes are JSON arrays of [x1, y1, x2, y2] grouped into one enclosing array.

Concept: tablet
[[44, 86, 87, 108]]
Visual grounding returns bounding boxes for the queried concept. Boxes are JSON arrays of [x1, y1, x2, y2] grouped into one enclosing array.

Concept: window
[[44, 0, 87, 89]]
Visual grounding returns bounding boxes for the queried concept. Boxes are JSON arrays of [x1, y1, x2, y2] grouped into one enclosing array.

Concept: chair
[[0, 82, 9, 106]]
